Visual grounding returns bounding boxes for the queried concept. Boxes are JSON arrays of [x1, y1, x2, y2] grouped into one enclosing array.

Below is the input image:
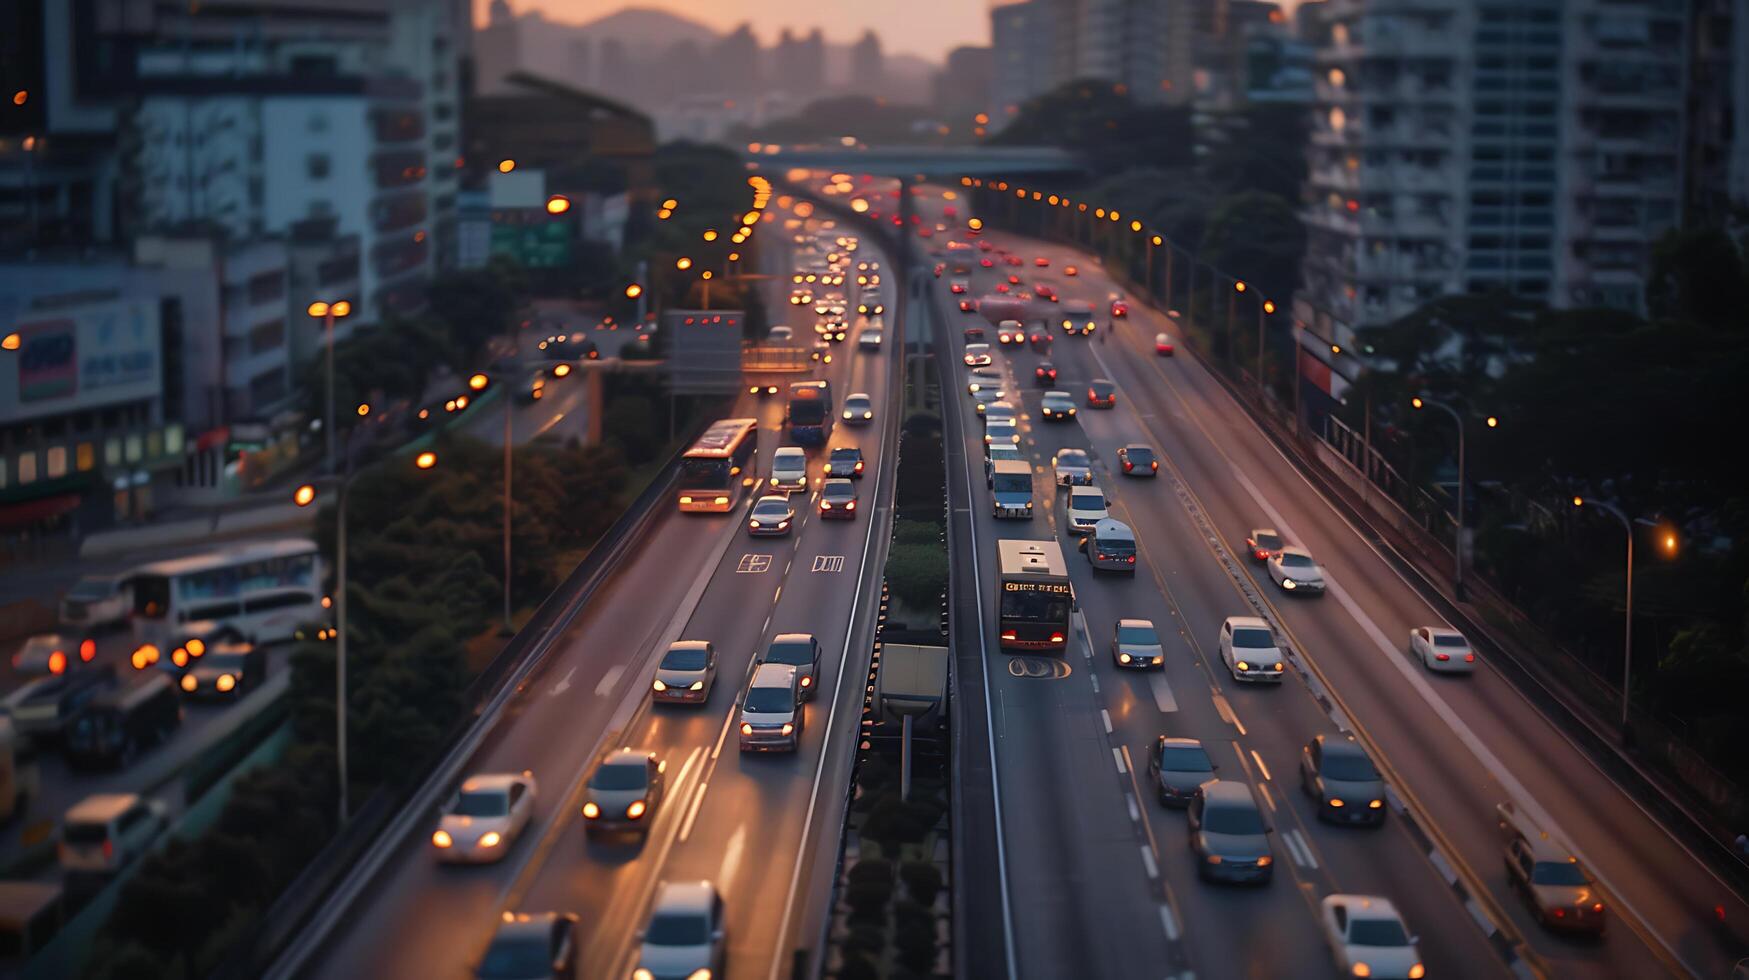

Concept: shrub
[[862, 793, 945, 855], [900, 861, 944, 906], [848, 859, 895, 887], [843, 921, 887, 957], [893, 900, 938, 973], [844, 876, 894, 919], [892, 519, 942, 545], [837, 952, 881, 980], [885, 543, 947, 611]]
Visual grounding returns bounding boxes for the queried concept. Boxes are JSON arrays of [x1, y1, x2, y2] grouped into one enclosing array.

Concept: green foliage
[[885, 542, 947, 612], [848, 858, 895, 887], [425, 259, 529, 364], [837, 952, 881, 980], [899, 861, 943, 906], [892, 519, 942, 546], [989, 79, 1196, 176], [1647, 226, 1749, 328], [1199, 191, 1306, 302], [845, 876, 894, 920], [861, 792, 944, 856], [603, 394, 661, 464], [892, 900, 937, 972], [842, 922, 888, 958]]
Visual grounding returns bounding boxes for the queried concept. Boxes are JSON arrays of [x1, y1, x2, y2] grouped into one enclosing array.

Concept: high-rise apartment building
[[1301, 0, 1689, 329], [991, 2, 1055, 117]]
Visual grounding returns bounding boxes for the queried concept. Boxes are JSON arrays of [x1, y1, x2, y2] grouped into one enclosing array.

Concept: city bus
[[786, 380, 834, 446], [678, 418, 760, 513], [996, 539, 1073, 652], [129, 539, 323, 654]]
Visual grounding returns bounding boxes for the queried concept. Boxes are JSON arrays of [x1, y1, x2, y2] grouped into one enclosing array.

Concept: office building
[[992, 2, 1055, 117], [851, 31, 887, 94], [1301, 0, 1689, 329]]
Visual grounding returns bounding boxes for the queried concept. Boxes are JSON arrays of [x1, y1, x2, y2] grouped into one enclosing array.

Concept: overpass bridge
[[744, 144, 1085, 182]]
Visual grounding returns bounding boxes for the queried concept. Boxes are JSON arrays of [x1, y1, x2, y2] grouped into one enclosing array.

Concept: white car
[[767, 325, 794, 343], [1267, 546, 1326, 595], [636, 881, 727, 980], [1218, 616, 1285, 683], [984, 442, 1025, 486], [1052, 448, 1093, 485], [60, 793, 168, 875], [1064, 485, 1109, 534], [971, 387, 1004, 414], [963, 343, 993, 367], [768, 447, 809, 493], [842, 392, 875, 424], [1040, 390, 1077, 421], [1410, 626, 1475, 673], [432, 771, 537, 863], [857, 328, 883, 350], [967, 367, 1002, 393], [11, 633, 91, 676], [1320, 895, 1425, 980], [984, 419, 1020, 446], [982, 400, 1017, 427]]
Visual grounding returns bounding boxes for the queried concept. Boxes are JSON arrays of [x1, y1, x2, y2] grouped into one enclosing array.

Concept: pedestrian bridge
[[744, 145, 1084, 181]]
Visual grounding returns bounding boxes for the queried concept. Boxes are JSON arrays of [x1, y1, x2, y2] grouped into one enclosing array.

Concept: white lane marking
[[1090, 672, 1101, 694], [594, 664, 624, 697], [1211, 693, 1246, 735], [1140, 845, 1159, 880], [1224, 465, 1694, 971], [719, 823, 748, 889], [550, 667, 576, 696], [1250, 749, 1272, 782], [1257, 781, 1276, 813], [679, 780, 709, 842], [1284, 829, 1318, 870], [1160, 905, 1181, 942], [1148, 673, 1178, 713], [1113, 747, 1127, 774], [1101, 708, 1113, 734], [1127, 793, 1140, 823]]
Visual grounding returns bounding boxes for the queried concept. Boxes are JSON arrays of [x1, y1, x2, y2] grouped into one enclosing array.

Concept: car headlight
[[741, 723, 754, 735], [1256, 855, 1272, 867], [626, 800, 647, 819], [216, 674, 236, 692], [181, 673, 198, 692], [1351, 963, 1371, 978], [478, 831, 502, 848], [1205, 854, 1222, 864], [749, 520, 761, 528], [863, 412, 873, 419], [1408, 965, 1425, 980], [1273, 662, 1284, 671], [679, 496, 693, 505], [690, 680, 705, 691], [843, 411, 852, 419], [1368, 799, 1383, 809], [686, 969, 714, 980], [1025, 502, 1033, 509], [653, 679, 668, 692], [1329, 798, 1345, 807], [1119, 653, 1132, 664], [1236, 661, 1251, 672], [1282, 579, 1297, 589], [781, 723, 795, 736], [777, 520, 789, 529], [432, 829, 452, 848]]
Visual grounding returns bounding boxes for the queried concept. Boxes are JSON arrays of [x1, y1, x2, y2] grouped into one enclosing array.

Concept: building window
[[16, 453, 36, 485], [249, 319, 286, 354], [76, 442, 95, 471], [248, 270, 285, 304], [308, 154, 331, 179], [46, 446, 68, 479], [125, 435, 142, 463], [105, 438, 121, 467]]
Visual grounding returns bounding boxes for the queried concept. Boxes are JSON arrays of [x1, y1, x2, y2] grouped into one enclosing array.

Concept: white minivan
[[60, 793, 168, 875]]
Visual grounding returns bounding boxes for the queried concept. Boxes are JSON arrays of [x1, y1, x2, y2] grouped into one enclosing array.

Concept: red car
[[1005, 255, 1023, 267], [1035, 256, 1050, 267], [1087, 379, 1117, 408], [1036, 284, 1058, 302], [1028, 331, 1052, 353], [980, 257, 995, 268], [959, 298, 979, 313], [1035, 362, 1058, 384], [1155, 332, 1176, 356], [1111, 298, 1129, 318]]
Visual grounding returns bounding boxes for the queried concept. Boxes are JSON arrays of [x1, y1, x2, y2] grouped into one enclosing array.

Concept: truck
[[786, 380, 834, 446], [743, 341, 812, 397]]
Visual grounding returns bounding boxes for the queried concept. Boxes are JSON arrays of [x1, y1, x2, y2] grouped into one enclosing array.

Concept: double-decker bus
[[996, 539, 1073, 652], [678, 418, 760, 513], [786, 380, 833, 447]]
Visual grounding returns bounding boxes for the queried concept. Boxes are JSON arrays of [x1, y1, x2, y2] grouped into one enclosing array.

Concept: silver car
[[739, 662, 803, 752], [1112, 618, 1163, 670], [768, 447, 809, 493], [651, 641, 716, 704], [761, 633, 823, 701], [636, 881, 727, 980], [1053, 448, 1093, 485], [1064, 485, 1110, 534]]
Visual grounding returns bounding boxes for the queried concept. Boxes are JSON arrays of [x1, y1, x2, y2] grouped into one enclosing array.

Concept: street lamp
[[294, 445, 436, 824], [1411, 394, 1495, 598], [308, 300, 353, 474], [1572, 496, 1676, 738], [1257, 299, 1277, 388]]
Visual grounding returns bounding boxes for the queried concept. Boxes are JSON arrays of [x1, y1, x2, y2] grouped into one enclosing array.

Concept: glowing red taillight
[[1001, 630, 1017, 641], [1465, 653, 1476, 662], [1123, 461, 1133, 471], [1435, 653, 1451, 661], [1049, 632, 1065, 644]]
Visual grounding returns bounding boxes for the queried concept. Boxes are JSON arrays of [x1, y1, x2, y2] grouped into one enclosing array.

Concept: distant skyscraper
[[599, 38, 633, 101], [1019, 0, 1177, 104], [773, 27, 826, 96], [1301, 0, 1689, 327], [717, 24, 762, 94], [934, 45, 996, 123], [991, 2, 1054, 117], [569, 38, 593, 89], [850, 31, 885, 93], [476, 0, 521, 94]]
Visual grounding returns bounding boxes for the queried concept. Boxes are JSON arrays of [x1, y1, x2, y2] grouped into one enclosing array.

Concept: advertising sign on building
[[1, 299, 161, 424]]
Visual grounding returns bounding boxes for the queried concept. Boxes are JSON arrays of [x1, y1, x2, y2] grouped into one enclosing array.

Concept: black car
[[1148, 736, 1217, 808], [178, 643, 267, 701], [65, 674, 183, 770], [1300, 734, 1387, 826], [1117, 445, 1159, 477], [1034, 361, 1058, 386], [477, 911, 579, 979], [825, 446, 865, 479]]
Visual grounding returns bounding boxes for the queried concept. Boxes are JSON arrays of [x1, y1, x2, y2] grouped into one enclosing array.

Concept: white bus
[[129, 539, 324, 653]]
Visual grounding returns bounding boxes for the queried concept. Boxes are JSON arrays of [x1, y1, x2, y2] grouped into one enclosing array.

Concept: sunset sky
[[479, 0, 993, 62]]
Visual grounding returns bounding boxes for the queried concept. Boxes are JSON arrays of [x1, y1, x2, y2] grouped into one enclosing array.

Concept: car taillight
[[1435, 653, 1450, 661], [1151, 461, 1159, 470], [1465, 653, 1476, 662], [1255, 549, 1269, 560], [1123, 461, 1133, 471], [1001, 630, 1017, 641], [1050, 632, 1065, 644], [103, 840, 114, 859], [1126, 555, 1136, 563]]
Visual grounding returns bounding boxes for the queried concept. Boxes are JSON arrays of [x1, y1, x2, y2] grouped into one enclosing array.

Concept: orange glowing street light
[[624, 283, 644, 299], [676, 257, 693, 271], [1234, 281, 1247, 293], [498, 159, 516, 173], [1, 332, 20, 351], [355, 403, 370, 417], [294, 484, 318, 507], [415, 451, 438, 470], [545, 195, 571, 215], [469, 373, 489, 391]]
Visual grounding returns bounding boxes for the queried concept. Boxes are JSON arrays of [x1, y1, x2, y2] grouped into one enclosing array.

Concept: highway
[[272, 208, 902, 979], [916, 183, 1749, 979]]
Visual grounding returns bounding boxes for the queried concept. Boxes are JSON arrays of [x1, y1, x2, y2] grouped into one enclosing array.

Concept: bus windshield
[[679, 457, 731, 488], [993, 473, 1031, 495], [1000, 589, 1070, 625], [789, 397, 827, 425]]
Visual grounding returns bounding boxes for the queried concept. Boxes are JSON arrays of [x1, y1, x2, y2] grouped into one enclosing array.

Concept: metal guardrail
[[217, 413, 715, 980]]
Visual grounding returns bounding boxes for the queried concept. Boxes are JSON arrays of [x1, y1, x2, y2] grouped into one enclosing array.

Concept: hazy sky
[[480, 0, 992, 62]]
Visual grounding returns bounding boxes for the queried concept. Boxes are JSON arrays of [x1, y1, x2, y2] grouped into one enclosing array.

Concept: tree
[[425, 259, 528, 364], [1198, 192, 1306, 301], [988, 79, 1195, 177], [1647, 226, 1749, 328]]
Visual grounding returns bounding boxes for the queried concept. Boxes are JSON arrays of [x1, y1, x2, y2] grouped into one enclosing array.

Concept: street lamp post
[[1572, 497, 1675, 737], [1412, 395, 1468, 597], [294, 440, 437, 824], [307, 300, 352, 474]]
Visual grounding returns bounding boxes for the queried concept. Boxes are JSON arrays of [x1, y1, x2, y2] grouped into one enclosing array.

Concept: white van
[[738, 663, 803, 753], [59, 793, 168, 875]]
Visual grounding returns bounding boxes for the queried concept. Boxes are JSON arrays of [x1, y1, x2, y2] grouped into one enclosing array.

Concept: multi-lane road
[[270, 215, 901, 979], [920, 184, 1749, 980]]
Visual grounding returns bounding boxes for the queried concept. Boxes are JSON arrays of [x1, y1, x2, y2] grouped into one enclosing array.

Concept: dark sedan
[[1300, 734, 1387, 826], [1189, 780, 1274, 884], [1149, 737, 1218, 807]]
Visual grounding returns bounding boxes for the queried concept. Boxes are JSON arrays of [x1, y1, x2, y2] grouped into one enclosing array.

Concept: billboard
[[665, 310, 746, 395], [2, 299, 161, 423]]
